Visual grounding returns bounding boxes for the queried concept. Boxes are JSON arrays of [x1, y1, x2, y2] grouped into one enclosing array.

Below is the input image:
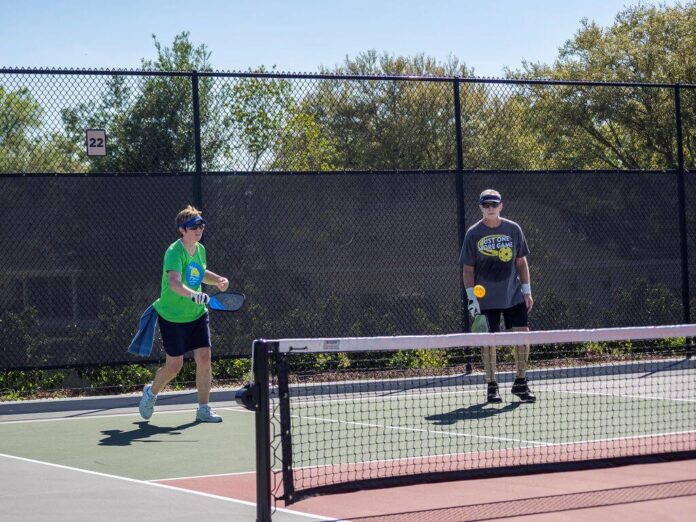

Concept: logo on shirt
[[478, 235, 514, 262], [186, 262, 204, 288]]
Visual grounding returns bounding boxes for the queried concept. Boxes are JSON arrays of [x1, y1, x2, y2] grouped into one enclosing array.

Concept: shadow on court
[[99, 421, 200, 446], [425, 402, 521, 425]]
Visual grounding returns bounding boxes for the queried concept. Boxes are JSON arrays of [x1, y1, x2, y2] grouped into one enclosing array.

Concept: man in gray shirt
[[459, 189, 535, 403]]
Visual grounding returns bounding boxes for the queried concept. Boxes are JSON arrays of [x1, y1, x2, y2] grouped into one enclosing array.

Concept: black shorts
[[157, 312, 211, 357], [482, 301, 528, 333]]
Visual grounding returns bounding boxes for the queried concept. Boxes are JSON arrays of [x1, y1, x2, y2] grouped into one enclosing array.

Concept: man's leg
[[511, 326, 530, 379], [152, 355, 184, 394], [482, 310, 502, 403], [194, 347, 222, 423], [193, 346, 212, 405], [510, 326, 535, 403], [504, 302, 535, 403], [139, 355, 183, 420]]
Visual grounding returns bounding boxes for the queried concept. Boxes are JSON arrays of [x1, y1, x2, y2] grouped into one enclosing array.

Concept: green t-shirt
[[153, 240, 207, 323]]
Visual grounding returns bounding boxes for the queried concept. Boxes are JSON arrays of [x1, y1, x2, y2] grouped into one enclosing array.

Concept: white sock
[[198, 403, 208, 409], [146, 385, 157, 398]]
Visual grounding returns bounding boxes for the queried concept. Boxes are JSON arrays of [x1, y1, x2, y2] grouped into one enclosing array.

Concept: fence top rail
[[1, 67, 695, 89], [0, 168, 683, 178]]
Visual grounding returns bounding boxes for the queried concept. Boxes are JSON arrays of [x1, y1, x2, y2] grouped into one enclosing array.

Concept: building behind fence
[[0, 68, 694, 370]]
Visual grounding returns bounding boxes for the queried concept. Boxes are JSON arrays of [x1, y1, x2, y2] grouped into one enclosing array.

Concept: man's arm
[[515, 256, 533, 312], [204, 270, 229, 292], [463, 264, 476, 288], [167, 271, 198, 298], [462, 264, 480, 316]]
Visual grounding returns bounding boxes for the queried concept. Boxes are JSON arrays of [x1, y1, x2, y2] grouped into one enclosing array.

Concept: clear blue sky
[[0, 0, 684, 77]]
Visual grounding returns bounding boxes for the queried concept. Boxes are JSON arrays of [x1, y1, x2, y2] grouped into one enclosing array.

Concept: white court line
[[0, 453, 327, 521], [154, 470, 256, 481], [556, 389, 696, 403], [0, 405, 253, 424], [293, 412, 550, 446]]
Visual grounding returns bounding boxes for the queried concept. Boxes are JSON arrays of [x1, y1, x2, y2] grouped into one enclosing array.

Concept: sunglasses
[[186, 223, 206, 230], [481, 202, 500, 209]]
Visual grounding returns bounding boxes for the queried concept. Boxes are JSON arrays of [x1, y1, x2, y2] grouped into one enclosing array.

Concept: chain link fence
[[0, 69, 694, 370]]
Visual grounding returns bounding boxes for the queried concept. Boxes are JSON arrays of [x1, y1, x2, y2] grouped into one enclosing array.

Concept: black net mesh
[[687, 171, 696, 322], [265, 333, 696, 503]]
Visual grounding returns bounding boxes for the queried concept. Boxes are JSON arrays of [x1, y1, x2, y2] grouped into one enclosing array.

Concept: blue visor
[[180, 216, 208, 228], [479, 194, 501, 205]]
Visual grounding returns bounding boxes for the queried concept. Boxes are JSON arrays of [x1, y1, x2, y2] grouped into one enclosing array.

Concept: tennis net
[[250, 325, 696, 516]]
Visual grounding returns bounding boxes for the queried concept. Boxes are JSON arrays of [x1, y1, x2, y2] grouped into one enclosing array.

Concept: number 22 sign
[[85, 129, 107, 156]]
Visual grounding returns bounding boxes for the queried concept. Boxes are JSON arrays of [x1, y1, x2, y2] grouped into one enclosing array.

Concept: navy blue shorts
[[482, 301, 528, 332], [157, 312, 211, 357]]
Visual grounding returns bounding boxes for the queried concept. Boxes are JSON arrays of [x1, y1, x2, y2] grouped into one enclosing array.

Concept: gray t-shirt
[[459, 218, 530, 310]]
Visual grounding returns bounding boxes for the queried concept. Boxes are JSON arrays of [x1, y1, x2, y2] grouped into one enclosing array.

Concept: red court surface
[[158, 458, 696, 521]]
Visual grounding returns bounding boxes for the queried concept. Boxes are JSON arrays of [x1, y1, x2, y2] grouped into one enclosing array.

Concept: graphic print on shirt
[[477, 235, 514, 262], [186, 262, 204, 288]]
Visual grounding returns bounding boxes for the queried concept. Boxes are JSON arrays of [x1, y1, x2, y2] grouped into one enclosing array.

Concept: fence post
[[191, 70, 204, 209], [674, 86, 692, 361], [453, 78, 472, 372], [674, 85, 691, 328]]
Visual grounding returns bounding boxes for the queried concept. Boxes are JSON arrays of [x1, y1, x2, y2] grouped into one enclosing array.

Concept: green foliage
[[224, 71, 291, 170], [609, 278, 681, 326], [512, 3, 696, 169], [388, 349, 448, 369], [0, 370, 65, 400], [0, 86, 41, 166], [70, 297, 140, 365], [213, 358, 251, 381], [0, 307, 48, 367], [62, 32, 226, 172], [78, 364, 154, 391], [347, 306, 399, 336], [223, 69, 339, 171], [0, 85, 87, 173], [308, 51, 468, 170]]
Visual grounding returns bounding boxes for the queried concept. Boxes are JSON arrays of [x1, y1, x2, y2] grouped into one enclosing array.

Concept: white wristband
[[465, 287, 475, 300], [521, 283, 531, 295]]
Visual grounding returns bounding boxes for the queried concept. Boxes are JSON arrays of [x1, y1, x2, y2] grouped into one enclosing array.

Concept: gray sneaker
[[138, 384, 157, 420], [196, 405, 223, 423]]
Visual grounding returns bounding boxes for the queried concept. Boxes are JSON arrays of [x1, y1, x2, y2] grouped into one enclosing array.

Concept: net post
[[254, 340, 272, 522], [276, 352, 296, 503]]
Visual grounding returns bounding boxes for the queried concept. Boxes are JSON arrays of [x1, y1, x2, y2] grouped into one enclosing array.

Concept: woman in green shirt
[[139, 205, 229, 423]]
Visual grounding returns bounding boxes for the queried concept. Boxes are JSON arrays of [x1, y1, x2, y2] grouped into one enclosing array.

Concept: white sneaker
[[139, 384, 157, 420], [196, 405, 223, 423]]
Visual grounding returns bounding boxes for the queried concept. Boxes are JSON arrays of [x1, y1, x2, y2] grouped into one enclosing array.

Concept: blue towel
[[127, 304, 158, 357]]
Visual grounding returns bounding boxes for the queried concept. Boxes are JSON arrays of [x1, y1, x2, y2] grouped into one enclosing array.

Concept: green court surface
[[2, 366, 694, 485], [1, 362, 694, 522], [0, 407, 257, 480]]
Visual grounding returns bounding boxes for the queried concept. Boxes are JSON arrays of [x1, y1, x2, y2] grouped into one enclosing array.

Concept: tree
[[220, 69, 338, 171], [0, 85, 85, 173], [62, 32, 227, 172], [302, 51, 469, 170], [510, 3, 696, 170]]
